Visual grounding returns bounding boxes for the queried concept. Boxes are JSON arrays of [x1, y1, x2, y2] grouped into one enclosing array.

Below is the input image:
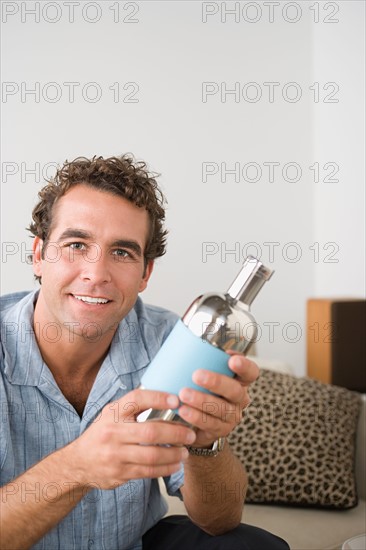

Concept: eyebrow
[[57, 229, 91, 241], [56, 229, 143, 257]]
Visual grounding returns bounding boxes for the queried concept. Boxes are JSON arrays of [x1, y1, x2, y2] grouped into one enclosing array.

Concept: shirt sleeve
[[162, 464, 185, 500]]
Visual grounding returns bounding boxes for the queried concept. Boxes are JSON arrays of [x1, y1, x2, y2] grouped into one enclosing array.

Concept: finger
[[227, 355, 259, 385], [178, 392, 247, 434], [107, 460, 184, 487], [178, 399, 238, 438], [127, 461, 183, 481], [179, 386, 247, 417], [121, 420, 196, 447], [119, 443, 189, 466], [189, 369, 248, 405], [112, 389, 180, 421]]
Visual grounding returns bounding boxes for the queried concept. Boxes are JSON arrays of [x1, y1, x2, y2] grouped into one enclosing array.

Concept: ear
[[139, 260, 154, 293], [33, 237, 43, 278]]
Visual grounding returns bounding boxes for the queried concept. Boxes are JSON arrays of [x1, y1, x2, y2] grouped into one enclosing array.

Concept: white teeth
[[74, 295, 109, 304]]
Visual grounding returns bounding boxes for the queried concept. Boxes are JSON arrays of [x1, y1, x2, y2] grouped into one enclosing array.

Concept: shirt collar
[[1, 290, 150, 387]]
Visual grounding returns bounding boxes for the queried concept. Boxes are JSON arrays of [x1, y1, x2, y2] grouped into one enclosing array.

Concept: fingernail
[[186, 431, 196, 444], [181, 448, 189, 460], [194, 371, 208, 384], [167, 395, 179, 408], [181, 389, 193, 403], [231, 357, 242, 368]]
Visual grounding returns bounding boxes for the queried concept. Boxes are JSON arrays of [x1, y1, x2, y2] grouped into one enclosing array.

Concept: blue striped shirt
[[0, 290, 184, 550]]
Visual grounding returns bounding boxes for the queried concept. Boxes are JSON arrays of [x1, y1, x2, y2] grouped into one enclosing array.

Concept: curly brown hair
[[28, 154, 168, 281]]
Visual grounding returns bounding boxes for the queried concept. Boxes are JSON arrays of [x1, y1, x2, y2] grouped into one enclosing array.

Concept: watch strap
[[186, 437, 225, 457]]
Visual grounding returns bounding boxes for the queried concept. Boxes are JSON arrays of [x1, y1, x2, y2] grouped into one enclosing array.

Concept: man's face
[[33, 184, 153, 340]]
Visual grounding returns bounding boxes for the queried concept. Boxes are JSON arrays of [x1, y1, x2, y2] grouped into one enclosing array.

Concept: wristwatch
[[186, 437, 225, 457]]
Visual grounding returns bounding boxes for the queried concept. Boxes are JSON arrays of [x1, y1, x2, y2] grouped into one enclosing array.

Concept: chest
[[55, 374, 96, 417]]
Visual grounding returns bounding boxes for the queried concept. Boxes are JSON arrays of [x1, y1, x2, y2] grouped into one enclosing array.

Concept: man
[[0, 155, 289, 549]]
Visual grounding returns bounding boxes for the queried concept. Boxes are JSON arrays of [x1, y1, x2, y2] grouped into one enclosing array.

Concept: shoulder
[[109, 298, 180, 369], [1, 290, 37, 359], [0, 291, 33, 315], [133, 297, 179, 328], [128, 297, 179, 351], [1, 293, 32, 388]]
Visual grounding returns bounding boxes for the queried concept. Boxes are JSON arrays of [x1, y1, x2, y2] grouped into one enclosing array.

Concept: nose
[[79, 247, 112, 285]]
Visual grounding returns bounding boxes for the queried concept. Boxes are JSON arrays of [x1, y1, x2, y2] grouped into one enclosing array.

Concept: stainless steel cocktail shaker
[[138, 256, 274, 424]]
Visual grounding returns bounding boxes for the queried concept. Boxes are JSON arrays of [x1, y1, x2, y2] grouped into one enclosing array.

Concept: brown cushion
[[228, 369, 362, 509]]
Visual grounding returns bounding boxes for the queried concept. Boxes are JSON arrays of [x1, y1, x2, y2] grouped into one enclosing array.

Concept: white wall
[[312, 3, 365, 296], [1, 1, 364, 375]]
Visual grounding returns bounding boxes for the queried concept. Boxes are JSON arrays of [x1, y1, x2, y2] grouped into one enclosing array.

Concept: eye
[[112, 249, 132, 259], [67, 242, 86, 250]]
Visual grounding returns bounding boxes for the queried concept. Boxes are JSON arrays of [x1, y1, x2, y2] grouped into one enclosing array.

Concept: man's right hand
[[0, 389, 195, 550], [68, 389, 196, 490]]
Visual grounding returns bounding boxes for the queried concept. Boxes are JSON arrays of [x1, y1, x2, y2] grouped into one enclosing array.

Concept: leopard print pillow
[[228, 369, 361, 509]]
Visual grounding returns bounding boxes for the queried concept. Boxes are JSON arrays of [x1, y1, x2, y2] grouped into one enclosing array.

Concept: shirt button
[[88, 540, 94, 549]]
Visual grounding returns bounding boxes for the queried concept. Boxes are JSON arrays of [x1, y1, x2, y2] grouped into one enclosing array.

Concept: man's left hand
[[178, 354, 259, 448]]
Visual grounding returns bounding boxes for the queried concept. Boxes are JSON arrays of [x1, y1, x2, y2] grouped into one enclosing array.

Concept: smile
[[73, 295, 111, 305]]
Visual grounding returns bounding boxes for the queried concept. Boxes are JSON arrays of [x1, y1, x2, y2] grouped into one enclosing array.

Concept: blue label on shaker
[[140, 320, 233, 404]]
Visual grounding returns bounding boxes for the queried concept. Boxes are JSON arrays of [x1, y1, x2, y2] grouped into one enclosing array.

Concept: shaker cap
[[226, 256, 274, 305]]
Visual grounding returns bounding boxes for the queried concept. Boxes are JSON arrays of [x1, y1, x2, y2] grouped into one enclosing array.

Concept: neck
[[32, 290, 118, 376], [33, 316, 115, 417], [33, 306, 117, 379], [32, 290, 120, 415], [36, 334, 112, 378]]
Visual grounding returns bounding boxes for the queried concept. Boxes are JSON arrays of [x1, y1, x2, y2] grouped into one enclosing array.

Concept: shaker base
[[137, 407, 192, 427]]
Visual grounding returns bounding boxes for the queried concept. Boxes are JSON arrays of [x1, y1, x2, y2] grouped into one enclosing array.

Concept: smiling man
[[0, 155, 289, 549]]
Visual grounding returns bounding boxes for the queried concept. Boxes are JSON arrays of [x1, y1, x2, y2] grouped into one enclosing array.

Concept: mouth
[[71, 294, 112, 306]]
